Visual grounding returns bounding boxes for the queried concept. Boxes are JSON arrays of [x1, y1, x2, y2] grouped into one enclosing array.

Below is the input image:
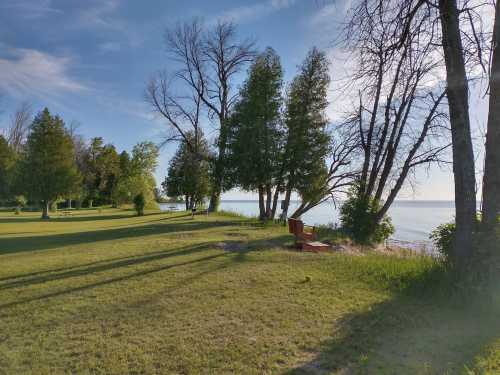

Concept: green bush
[[340, 189, 394, 245], [430, 222, 455, 263], [133, 193, 145, 216]]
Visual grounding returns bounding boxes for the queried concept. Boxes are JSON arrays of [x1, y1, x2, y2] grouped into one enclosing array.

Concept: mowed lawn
[[0, 209, 498, 374]]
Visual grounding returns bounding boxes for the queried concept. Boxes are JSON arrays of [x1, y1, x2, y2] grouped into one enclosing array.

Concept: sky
[[0, 0, 489, 201]]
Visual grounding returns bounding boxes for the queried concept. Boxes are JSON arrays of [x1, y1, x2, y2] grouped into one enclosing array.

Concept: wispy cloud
[[0, 0, 62, 19], [0, 48, 88, 100], [215, 0, 297, 25]]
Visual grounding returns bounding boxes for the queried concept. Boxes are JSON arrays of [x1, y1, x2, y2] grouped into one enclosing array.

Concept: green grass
[[0, 208, 498, 374]]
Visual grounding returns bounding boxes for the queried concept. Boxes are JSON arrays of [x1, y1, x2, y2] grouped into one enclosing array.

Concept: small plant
[[340, 187, 394, 245], [133, 193, 146, 216], [14, 195, 27, 215], [430, 222, 455, 264]]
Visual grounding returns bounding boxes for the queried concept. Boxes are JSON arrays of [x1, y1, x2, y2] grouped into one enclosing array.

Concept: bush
[[133, 193, 145, 216], [340, 189, 394, 245], [430, 222, 455, 263]]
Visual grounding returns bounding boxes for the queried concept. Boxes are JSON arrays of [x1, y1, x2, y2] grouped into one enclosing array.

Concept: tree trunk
[[258, 185, 266, 220], [439, 0, 477, 263], [270, 184, 281, 219], [281, 184, 293, 223], [265, 185, 272, 219], [88, 199, 93, 208], [482, 1, 500, 233], [185, 195, 190, 211], [41, 201, 50, 220]]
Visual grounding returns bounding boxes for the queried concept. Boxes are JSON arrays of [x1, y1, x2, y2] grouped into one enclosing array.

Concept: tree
[[281, 48, 331, 220], [438, 0, 477, 263], [339, 0, 449, 242], [7, 102, 32, 153], [163, 132, 210, 210], [147, 19, 256, 212], [19, 108, 80, 219], [481, 0, 500, 233], [0, 135, 15, 202], [227, 47, 284, 220], [112, 142, 159, 209]]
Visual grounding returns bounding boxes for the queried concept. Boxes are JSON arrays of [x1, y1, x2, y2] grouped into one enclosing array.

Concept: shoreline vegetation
[[0, 207, 498, 374]]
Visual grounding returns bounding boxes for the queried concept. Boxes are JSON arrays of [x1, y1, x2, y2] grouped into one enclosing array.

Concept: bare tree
[[7, 102, 32, 153], [341, 0, 450, 230], [289, 127, 359, 218], [146, 19, 256, 211]]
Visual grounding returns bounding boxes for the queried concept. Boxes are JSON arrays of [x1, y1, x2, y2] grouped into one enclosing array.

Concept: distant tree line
[[0, 107, 159, 219]]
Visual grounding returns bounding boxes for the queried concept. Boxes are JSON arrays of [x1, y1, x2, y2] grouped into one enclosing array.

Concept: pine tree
[[227, 47, 284, 219], [20, 108, 80, 219]]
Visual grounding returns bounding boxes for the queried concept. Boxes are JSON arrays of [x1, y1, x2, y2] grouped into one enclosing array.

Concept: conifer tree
[[20, 108, 80, 219], [227, 47, 284, 219]]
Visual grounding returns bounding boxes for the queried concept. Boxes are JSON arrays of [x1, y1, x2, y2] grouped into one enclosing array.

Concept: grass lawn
[[0, 208, 498, 374]]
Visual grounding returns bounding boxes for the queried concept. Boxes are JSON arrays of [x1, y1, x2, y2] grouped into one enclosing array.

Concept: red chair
[[288, 218, 316, 249]]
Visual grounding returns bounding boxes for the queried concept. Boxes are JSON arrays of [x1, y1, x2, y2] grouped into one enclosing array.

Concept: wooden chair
[[288, 218, 316, 249]]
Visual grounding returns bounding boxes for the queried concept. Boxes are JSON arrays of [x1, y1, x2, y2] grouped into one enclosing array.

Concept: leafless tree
[[7, 102, 32, 153], [342, 0, 494, 265], [146, 19, 256, 211], [289, 126, 360, 218], [341, 0, 451, 228]]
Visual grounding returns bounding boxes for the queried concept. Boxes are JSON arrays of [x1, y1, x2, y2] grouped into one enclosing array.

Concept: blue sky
[[0, 0, 486, 200]]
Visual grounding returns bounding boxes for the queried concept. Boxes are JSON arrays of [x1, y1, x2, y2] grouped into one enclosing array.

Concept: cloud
[[214, 0, 297, 25], [99, 42, 122, 53], [0, 48, 87, 100], [0, 0, 62, 19]]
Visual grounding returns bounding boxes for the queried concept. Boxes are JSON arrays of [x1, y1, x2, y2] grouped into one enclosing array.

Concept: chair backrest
[[288, 218, 304, 235]]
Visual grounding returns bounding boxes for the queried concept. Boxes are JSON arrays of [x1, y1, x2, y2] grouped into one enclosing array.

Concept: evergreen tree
[[282, 48, 331, 219], [227, 47, 284, 219], [163, 132, 210, 210], [20, 108, 80, 219]]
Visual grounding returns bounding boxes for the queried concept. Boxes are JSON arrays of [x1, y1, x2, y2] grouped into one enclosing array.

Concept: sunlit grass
[[0, 208, 498, 374]]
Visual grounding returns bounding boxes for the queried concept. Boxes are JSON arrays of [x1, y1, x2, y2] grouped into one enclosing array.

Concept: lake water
[[160, 200, 455, 245]]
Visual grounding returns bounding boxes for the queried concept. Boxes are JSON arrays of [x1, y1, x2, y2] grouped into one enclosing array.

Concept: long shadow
[[0, 211, 167, 224], [0, 235, 289, 310], [0, 243, 213, 291], [285, 289, 500, 374], [0, 251, 228, 310], [0, 220, 237, 256]]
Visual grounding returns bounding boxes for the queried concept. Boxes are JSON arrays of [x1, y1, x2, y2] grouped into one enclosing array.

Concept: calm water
[[160, 200, 455, 244]]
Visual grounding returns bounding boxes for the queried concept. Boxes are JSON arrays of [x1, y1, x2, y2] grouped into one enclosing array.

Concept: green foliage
[[133, 193, 145, 216], [0, 135, 16, 201], [430, 222, 455, 263], [164, 132, 210, 209], [19, 108, 80, 216], [283, 47, 331, 202], [340, 187, 394, 244], [227, 47, 284, 193]]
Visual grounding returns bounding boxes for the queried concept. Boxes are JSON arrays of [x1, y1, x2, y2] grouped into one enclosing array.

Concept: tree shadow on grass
[[0, 235, 292, 311], [0, 211, 167, 224], [0, 220, 238, 256], [285, 281, 500, 374]]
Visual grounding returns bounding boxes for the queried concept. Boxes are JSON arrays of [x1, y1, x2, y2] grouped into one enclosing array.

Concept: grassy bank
[[0, 209, 498, 374]]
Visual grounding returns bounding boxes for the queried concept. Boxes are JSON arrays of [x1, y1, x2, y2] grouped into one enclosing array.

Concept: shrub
[[340, 189, 394, 245], [430, 222, 455, 263], [133, 193, 145, 216]]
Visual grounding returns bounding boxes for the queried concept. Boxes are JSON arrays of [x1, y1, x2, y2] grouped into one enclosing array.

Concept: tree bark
[[439, 0, 477, 262], [41, 201, 50, 220], [265, 185, 272, 219], [482, 0, 500, 232]]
